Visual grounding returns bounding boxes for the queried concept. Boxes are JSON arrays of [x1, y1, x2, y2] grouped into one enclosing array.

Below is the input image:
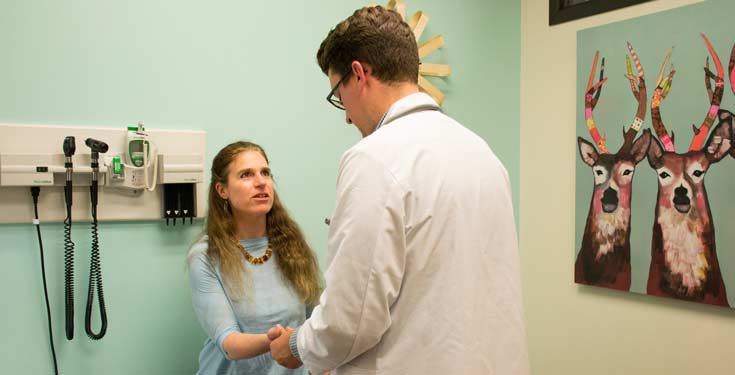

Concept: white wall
[[520, 0, 735, 373]]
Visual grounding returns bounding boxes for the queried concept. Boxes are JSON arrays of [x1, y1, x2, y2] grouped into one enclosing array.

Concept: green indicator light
[[113, 156, 122, 174]]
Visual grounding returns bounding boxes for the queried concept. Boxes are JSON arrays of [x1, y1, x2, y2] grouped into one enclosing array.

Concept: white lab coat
[[297, 93, 529, 375]]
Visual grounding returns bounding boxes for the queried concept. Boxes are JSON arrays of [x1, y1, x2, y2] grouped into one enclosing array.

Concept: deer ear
[[630, 130, 652, 164], [647, 136, 664, 169], [577, 137, 598, 166], [705, 116, 733, 163], [720, 109, 735, 123], [720, 110, 735, 157]]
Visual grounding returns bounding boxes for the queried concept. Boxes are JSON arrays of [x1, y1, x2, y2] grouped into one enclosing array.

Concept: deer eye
[[595, 170, 603, 176], [692, 170, 704, 178], [659, 171, 670, 179], [622, 169, 633, 176]]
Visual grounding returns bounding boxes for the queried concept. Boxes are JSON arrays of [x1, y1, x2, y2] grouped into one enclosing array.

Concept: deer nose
[[673, 185, 691, 213], [601, 187, 618, 213], [674, 185, 688, 197], [602, 187, 618, 202]]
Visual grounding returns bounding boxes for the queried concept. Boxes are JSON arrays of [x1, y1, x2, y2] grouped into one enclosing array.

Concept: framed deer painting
[[575, 0, 735, 308]]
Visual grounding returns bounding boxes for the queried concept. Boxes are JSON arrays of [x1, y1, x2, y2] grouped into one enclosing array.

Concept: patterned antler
[[651, 48, 676, 152], [689, 34, 725, 151], [585, 51, 609, 153], [729, 42, 735, 98], [619, 42, 647, 153]]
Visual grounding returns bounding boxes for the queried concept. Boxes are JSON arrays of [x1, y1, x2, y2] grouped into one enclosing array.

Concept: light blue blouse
[[188, 236, 308, 375]]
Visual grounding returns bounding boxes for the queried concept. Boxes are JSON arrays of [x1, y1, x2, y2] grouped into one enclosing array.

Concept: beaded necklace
[[237, 242, 272, 265]]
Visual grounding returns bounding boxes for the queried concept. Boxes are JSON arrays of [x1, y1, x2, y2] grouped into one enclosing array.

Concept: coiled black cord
[[31, 187, 59, 375], [85, 184, 107, 340], [63, 182, 75, 341]]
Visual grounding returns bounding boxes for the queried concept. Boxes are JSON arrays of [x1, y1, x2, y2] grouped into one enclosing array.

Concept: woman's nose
[[254, 174, 266, 186]]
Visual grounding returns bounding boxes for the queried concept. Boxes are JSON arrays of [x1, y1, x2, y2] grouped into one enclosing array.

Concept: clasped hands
[[267, 324, 302, 369]]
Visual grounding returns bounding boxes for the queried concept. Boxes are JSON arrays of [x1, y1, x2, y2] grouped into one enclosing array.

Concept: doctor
[[270, 5, 529, 375]]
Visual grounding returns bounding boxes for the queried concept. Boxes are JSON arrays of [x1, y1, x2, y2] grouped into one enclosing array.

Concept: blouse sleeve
[[188, 249, 240, 359]]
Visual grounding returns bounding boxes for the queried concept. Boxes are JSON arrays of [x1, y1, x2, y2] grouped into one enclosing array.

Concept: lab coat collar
[[377, 92, 441, 130]]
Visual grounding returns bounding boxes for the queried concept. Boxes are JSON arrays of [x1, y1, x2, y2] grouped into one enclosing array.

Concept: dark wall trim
[[549, 0, 654, 25]]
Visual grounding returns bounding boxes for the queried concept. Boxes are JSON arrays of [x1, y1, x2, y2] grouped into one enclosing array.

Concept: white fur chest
[[593, 208, 629, 259], [657, 208, 709, 292]]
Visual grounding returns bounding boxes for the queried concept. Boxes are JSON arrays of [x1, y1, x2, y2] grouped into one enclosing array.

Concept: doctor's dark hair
[[317, 5, 419, 84], [204, 141, 321, 305]]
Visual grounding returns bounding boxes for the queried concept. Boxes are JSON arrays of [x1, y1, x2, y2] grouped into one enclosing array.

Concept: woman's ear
[[215, 182, 229, 200]]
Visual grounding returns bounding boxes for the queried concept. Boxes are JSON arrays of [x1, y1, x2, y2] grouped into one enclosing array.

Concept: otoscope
[[63, 136, 76, 340], [84, 138, 108, 340]]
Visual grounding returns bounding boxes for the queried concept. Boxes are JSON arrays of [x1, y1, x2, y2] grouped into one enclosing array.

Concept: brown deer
[[576, 43, 651, 291], [646, 34, 732, 307]]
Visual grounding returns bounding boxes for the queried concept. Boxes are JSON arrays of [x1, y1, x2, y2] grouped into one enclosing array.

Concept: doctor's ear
[[351, 61, 369, 81]]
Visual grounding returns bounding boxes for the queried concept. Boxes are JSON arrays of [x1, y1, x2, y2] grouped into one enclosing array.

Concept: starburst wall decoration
[[370, 0, 451, 105]]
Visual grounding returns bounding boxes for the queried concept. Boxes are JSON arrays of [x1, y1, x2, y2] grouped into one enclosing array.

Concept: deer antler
[[651, 48, 676, 152], [620, 42, 647, 153], [689, 33, 725, 151], [585, 51, 609, 153], [729, 42, 735, 98]]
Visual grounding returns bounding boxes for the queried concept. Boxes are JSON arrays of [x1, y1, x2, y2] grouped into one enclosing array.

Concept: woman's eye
[[693, 170, 704, 177], [659, 171, 670, 179], [623, 169, 632, 176], [595, 170, 603, 176]]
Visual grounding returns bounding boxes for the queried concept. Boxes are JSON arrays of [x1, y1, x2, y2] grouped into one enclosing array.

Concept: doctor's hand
[[270, 326, 302, 369]]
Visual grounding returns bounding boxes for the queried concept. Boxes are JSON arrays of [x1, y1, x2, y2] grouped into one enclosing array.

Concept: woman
[[188, 141, 321, 374]]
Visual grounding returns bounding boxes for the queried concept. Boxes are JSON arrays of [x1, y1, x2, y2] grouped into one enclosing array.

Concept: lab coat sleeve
[[297, 150, 407, 373]]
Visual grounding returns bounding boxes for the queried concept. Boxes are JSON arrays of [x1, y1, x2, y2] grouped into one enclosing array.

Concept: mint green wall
[[0, 1, 519, 374]]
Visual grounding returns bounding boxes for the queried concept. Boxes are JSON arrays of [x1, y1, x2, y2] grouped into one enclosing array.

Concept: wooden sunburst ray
[[368, 0, 451, 105]]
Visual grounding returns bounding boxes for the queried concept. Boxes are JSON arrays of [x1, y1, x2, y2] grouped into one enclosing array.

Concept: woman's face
[[216, 150, 274, 219]]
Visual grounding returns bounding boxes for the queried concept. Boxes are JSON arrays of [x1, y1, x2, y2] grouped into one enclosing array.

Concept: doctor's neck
[[366, 80, 420, 132]]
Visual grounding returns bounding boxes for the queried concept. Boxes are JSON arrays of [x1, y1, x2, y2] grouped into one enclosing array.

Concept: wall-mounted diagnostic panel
[[0, 123, 206, 224]]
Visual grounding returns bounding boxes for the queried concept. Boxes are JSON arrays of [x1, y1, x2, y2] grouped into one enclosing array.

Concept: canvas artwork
[[574, 0, 735, 308]]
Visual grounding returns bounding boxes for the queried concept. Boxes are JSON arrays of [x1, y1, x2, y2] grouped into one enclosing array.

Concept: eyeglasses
[[326, 73, 351, 110]]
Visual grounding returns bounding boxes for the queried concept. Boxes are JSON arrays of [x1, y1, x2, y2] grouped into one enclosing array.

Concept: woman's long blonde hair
[[206, 141, 321, 305]]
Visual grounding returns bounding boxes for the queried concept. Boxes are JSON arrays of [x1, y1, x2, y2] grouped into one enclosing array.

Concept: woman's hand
[[267, 324, 285, 341]]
